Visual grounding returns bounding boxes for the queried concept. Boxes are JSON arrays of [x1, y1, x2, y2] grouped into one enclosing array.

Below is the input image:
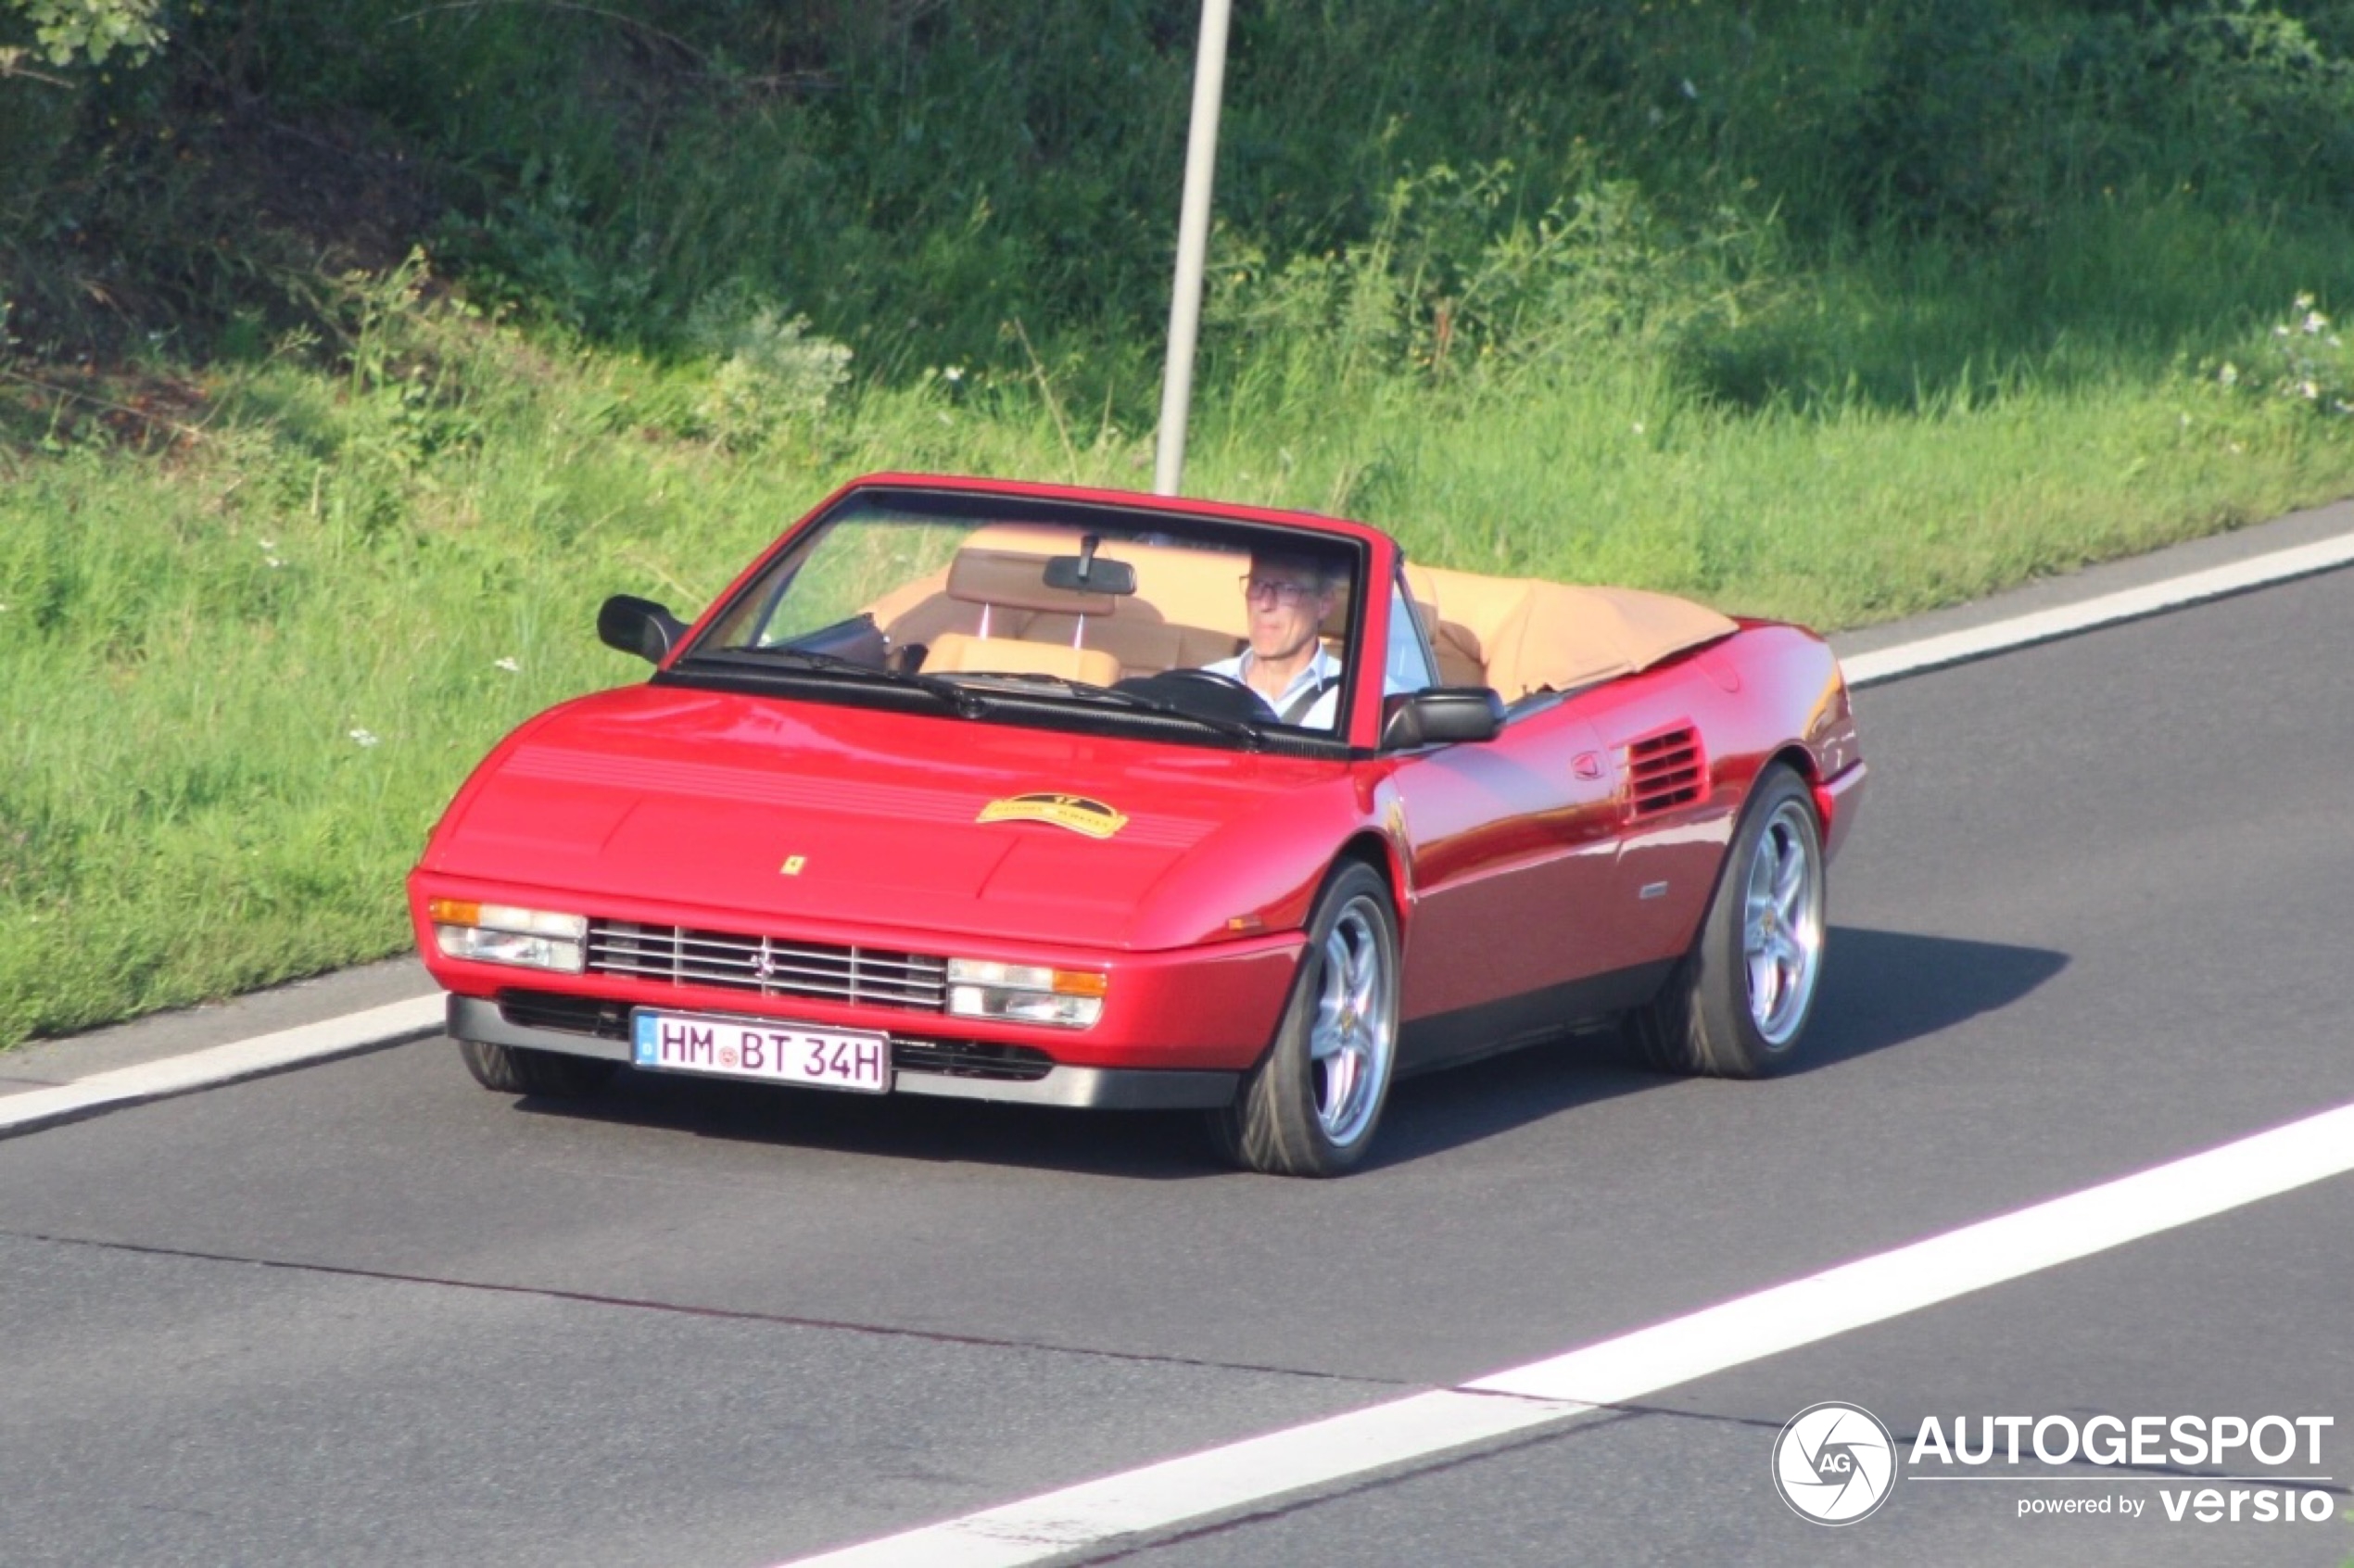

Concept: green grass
[[4, 230, 2353, 1047], [9, 2, 2354, 1045]]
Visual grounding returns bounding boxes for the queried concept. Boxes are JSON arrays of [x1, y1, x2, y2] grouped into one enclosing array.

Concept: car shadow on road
[[1793, 925, 2069, 1072], [513, 926, 2066, 1178], [1367, 925, 2069, 1168]]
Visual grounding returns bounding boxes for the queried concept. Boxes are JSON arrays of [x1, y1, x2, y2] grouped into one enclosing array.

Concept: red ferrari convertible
[[410, 474, 1866, 1174]]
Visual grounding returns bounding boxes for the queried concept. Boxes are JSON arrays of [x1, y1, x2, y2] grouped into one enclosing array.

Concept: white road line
[[1841, 530, 2354, 687], [1462, 1096, 2354, 1403], [776, 1099, 2354, 1568], [0, 994, 444, 1138], [0, 524, 2341, 1551]]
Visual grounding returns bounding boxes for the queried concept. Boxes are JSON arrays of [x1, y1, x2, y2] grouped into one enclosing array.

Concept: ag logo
[[1773, 1401, 1898, 1525]]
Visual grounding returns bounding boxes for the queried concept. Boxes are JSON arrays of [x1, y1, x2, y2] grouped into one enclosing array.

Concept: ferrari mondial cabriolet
[[410, 474, 1865, 1175]]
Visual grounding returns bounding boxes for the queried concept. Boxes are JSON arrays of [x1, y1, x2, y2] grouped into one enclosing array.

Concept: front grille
[[1626, 726, 1708, 817], [586, 919, 949, 1012], [891, 1038, 1056, 1081]]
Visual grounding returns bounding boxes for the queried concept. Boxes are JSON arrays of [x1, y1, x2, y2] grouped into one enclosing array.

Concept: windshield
[[681, 488, 1368, 744]]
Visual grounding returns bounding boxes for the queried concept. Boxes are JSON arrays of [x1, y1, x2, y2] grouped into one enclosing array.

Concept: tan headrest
[[1411, 567, 1530, 680], [947, 548, 1120, 616]]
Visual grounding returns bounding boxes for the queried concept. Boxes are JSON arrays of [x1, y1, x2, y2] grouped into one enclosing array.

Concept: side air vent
[[891, 1038, 1056, 1081], [1626, 727, 1708, 817], [498, 990, 631, 1041]]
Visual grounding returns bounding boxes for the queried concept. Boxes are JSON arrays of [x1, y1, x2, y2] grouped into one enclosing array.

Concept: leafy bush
[[2, 0, 163, 69], [686, 294, 854, 450]]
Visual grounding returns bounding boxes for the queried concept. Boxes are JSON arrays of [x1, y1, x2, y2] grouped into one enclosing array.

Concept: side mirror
[[1381, 687, 1505, 749], [598, 594, 690, 664]]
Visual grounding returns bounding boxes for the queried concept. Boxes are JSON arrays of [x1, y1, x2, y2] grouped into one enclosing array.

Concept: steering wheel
[[1153, 668, 1254, 697], [1118, 667, 1275, 724]]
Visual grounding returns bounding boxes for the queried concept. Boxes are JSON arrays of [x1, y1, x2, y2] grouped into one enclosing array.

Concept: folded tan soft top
[[1406, 565, 1739, 701]]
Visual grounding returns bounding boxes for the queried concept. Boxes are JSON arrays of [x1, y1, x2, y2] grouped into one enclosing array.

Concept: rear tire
[[1629, 764, 1825, 1078], [458, 1037, 618, 1097], [1209, 863, 1400, 1177]]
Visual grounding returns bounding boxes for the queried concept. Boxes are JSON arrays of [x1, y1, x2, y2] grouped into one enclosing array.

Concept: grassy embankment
[[5, 2, 2354, 1044]]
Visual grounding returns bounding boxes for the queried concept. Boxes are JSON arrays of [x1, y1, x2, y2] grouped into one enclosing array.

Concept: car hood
[[421, 683, 1350, 950]]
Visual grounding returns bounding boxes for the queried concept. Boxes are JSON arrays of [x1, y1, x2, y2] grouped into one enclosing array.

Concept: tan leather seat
[[870, 525, 1120, 663], [921, 631, 1122, 687], [869, 525, 1249, 681], [1407, 565, 1528, 689]]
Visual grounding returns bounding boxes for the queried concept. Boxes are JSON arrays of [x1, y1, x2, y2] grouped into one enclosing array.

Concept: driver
[[1201, 551, 1346, 727]]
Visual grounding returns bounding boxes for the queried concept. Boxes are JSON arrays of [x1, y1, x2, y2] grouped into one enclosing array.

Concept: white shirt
[[1202, 644, 1345, 728]]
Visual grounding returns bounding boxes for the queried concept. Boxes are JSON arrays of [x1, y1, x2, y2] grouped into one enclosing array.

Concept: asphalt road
[[4, 539, 2352, 1567]]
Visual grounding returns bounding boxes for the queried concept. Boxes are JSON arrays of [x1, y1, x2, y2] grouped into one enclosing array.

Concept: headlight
[[429, 900, 588, 974], [945, 958, 1107, 1029]]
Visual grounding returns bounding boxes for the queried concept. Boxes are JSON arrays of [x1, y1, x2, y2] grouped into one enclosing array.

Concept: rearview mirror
[[1044, 554, 1137, 597], [598, 594, 690, 664], [1381, 687, 1505, 748]]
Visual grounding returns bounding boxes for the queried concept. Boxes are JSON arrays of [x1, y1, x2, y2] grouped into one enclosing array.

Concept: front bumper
[[447, 993, 1243, 1110], [1813, 759, 1867, 864]]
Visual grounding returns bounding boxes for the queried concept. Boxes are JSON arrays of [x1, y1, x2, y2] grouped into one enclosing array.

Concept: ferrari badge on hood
[[976, 792, 1130, 840]]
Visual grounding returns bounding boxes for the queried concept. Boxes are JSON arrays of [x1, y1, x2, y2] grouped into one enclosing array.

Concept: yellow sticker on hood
[[976, 792, 1129, 840]]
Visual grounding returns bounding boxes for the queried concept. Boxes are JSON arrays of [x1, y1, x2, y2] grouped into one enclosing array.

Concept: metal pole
[[1152, 0, 1234, 497]]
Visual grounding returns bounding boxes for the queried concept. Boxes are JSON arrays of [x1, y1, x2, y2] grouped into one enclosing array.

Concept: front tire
[[1211, 863, 1400, 1177], [1629, 764, 1826, 1078], [458, 1037, 618, 1097]]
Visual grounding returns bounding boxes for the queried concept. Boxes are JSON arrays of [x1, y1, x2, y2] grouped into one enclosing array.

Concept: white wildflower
[[265, 556, 284, 569], [348, 727, 380, 747], [2296, 293, 2315, 311], [2218, 362, 2239, 387], [2304, 310, 2329, 335], [494, 656, 521, 673], [943, 365, 965, 384]]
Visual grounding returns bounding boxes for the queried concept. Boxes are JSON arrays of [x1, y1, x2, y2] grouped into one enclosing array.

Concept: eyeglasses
[[1241, 575, 1321, 607]]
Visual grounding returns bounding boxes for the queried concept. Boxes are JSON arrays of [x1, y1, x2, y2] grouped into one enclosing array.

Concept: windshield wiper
[[694, 646, 984, 715], [957, 672, 1271, 749]]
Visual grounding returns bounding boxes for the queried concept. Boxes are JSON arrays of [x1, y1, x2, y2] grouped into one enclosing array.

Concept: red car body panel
[[409, 474, 1864, 1098]]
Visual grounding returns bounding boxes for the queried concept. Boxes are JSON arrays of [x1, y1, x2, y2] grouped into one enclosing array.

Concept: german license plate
[[630, 1009, 891, 1094]]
